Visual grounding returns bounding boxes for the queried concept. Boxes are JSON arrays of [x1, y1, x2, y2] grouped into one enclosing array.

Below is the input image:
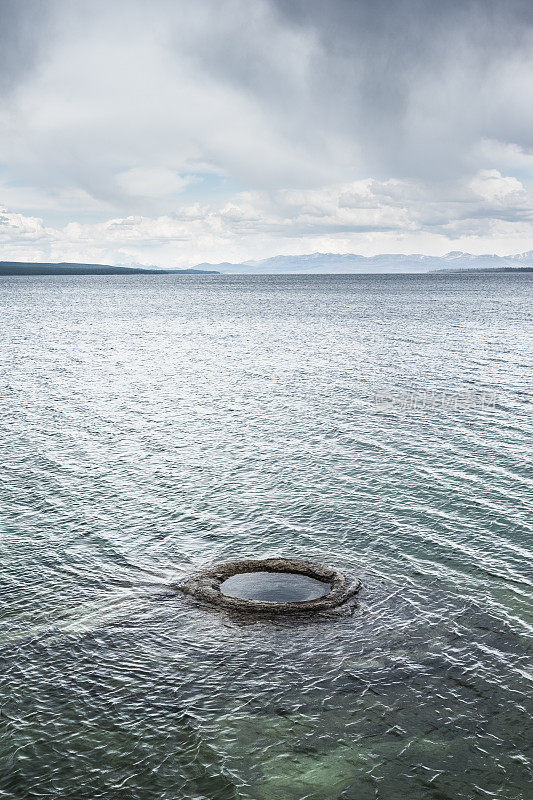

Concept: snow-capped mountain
[[192, 251, 533, 274]]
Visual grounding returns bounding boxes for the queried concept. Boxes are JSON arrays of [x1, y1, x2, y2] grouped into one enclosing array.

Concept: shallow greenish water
[[0, 273, 532, 799]]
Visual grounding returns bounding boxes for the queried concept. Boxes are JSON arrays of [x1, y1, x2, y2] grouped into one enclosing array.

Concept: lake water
[[0, 273, 531, 799], [219, 571, 331, 602]]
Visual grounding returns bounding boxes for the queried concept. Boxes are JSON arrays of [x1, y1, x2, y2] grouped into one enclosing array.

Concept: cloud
[[0, 206, 48, 241], [1, 172, 532, 266], [469, 170, 525, 202], [0, 0, 52, 95], [0, 0, 532, 260], [116, 168, 193, 198]]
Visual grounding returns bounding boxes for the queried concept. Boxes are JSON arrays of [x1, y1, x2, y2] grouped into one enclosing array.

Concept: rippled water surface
[[1, 273, 532, 799]]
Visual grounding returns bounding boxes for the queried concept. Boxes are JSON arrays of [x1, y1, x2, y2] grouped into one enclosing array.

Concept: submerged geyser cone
[[177, 557, 361, 615]]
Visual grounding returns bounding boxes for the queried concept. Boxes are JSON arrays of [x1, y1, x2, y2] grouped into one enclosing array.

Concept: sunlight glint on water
[[0, 273, 531, 800]]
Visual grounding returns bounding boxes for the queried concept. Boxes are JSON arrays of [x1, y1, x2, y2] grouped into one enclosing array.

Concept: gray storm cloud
[[271, 0, 533, 178], [1, 0, 532, 186], [0, 0, 532, 264]]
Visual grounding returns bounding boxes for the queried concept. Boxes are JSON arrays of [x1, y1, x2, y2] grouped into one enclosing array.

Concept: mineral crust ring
[[176, 557, 362, 615]]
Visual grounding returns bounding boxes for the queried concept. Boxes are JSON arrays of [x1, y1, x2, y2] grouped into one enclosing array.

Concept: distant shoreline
[[0, 261, 219, 276], [431, 266, 533, 274], [1, 261, 532, 277]]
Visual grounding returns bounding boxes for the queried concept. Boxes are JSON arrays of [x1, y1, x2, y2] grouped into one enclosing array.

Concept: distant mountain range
[[193, 251, 533, 274], [0, 261, 219, 275], [2, 252, 533, 276]]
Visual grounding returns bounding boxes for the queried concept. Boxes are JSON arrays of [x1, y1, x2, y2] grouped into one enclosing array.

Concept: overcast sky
[[1, 0, 533, 266]]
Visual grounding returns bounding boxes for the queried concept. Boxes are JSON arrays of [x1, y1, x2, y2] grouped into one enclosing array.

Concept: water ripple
[[0, 274, 531, 799]]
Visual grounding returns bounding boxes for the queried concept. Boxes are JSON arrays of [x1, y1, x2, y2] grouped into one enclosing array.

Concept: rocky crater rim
[[177, 557, 362, 615]]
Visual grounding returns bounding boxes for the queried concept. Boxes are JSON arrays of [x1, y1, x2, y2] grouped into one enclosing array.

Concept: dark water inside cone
[[220, 571, 331, 602]]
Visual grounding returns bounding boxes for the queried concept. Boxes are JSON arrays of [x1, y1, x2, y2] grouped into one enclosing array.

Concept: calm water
[[219, 572, 331, 602], [0, 273, 532, 800]]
